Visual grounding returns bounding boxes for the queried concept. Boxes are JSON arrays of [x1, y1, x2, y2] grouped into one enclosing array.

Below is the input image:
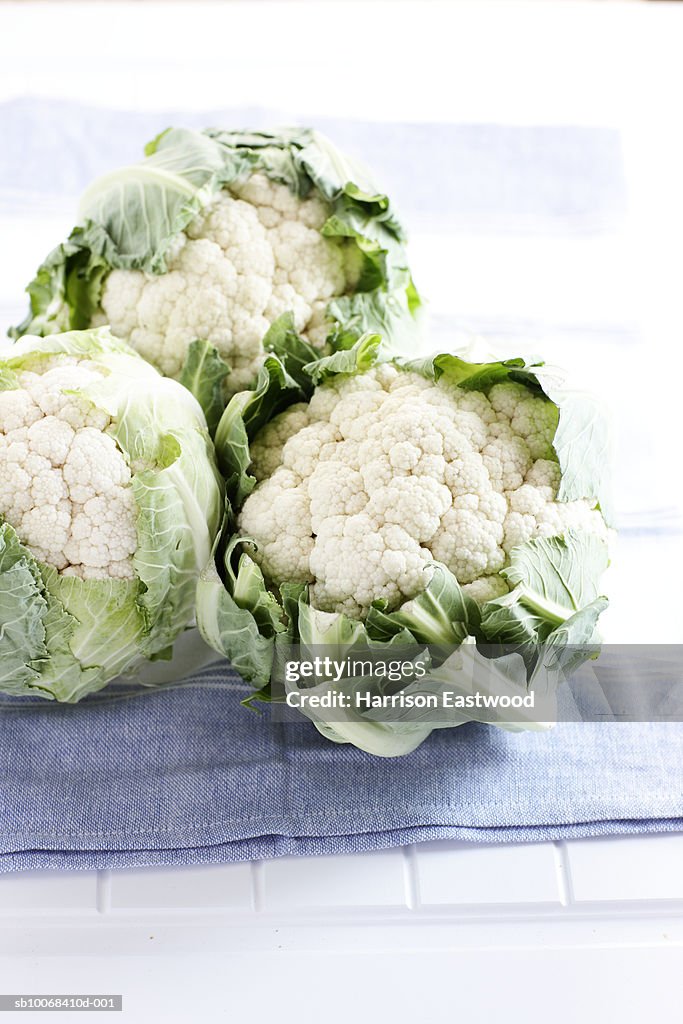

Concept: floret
[[100, 175, 356, 394], [0, 359, 137, 579]]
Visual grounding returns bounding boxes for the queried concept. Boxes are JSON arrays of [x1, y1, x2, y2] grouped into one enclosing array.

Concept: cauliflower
[[198, 342, 612, 756], [14, 128, 420, 400], [239, 370, 608, 618], [0, 328, 223, 702]]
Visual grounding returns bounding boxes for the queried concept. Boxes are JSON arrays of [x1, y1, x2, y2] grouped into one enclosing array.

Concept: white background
[[0, 2, 682, 1021]]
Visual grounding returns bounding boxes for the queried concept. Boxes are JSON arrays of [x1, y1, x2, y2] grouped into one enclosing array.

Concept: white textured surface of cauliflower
[[99, 174, 360, 393], [240, 368, 608, 618], [0, 356, 137, 580]]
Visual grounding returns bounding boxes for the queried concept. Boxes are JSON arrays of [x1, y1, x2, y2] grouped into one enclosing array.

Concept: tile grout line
[[250, 861, 266, 913], [96, 870, 112, 915], [401, 845, 421, 912], [553, 840, 575, 908]]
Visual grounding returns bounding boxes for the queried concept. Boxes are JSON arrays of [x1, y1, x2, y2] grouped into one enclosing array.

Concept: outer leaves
[[304, 332, 383, 385], [502, 531, 609, 611], [481, 532, 610, 647], [262, 313, 321, 396], [0, 523, 51, 693], [6, 325, 141, 367], [415, 351, 546, 394], [326, 290, 420, 354], [196, 556, 278, 688], [42, 568, 143, 701], [100, 370, 224, 659], [0, 522, 139, 702], [179, 340, 231, 435], [357, 639, 555, 743], [196, 521, 287, 688], [537, 372, 614, 525], [79, 128, 243, 271], [294, 710, 434, 760], [226, 551, 285, 640], [366, 564, 480, 645], [214, 355, 304, 502]]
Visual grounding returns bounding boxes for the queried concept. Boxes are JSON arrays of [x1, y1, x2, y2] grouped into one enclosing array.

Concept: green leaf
[[0, 522, 138, 702], [542, 597, 609, 674], [179, 340, 230, 435], [126, 426, 223, 658], [78, 128, 248, 271], [366, 564, 480, 645], [261, 313, 320, 395], [279, 581, 308, 643], [537, 374, 615, 525], [224, 537, 285, 639], [304, 332, 383, 385], [503, 530, 607, 609], [214, 355, 303, 502], [313, 719, 434, 758], [0, 366, 20, 391], [480, 531, 609, 646], [374, 639, 554, 735], [7, 324, 143, 370], [196, 512, 287, 693], [326, 290, 421, 356], [41, 569, 142, 702], [9, 232, 110, 339], [195, 556, 276, 687], [295, 600, 368, 650], [408, 351, 546, 394], [0, 523, 50, 693]]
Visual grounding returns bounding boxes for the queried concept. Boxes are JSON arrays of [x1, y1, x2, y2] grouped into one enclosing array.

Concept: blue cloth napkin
[[0, 98, 626, 232], [1, 662, 683, 873], [1, 101, 681, 872]]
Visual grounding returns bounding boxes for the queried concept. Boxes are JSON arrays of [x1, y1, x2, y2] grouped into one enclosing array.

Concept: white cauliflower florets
[[238, 368, 608, 617], [100, 174, 356, 393], [0, 359, 138, 579]]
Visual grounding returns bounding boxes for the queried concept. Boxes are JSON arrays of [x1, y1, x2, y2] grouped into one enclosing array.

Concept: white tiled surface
[[262, 849, 408, 909], [109, 862, 254, 911], [0, 871, 97, 912], [566, 834, 683, 903], [0, 837, 682, 1024], [416, 840, 563, 906], [1, 836, 682, 923]]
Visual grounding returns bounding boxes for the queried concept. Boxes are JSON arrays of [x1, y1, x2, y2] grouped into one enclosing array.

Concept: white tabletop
[[1, 834, 683, 1021]]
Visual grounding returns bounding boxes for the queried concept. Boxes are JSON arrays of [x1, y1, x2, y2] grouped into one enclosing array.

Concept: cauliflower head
[[0, 328, 223, 701], [14, 128, 420, 400], [197, 341, 613, 755], [240, 364, 608, 619], [190, 336, 616, 760]]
